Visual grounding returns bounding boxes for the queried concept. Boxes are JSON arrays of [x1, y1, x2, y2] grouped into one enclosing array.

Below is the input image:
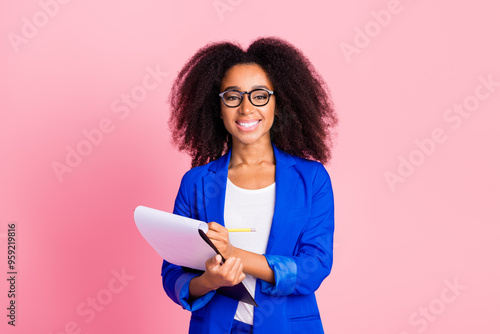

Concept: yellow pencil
[[227, 228, 257, 232]]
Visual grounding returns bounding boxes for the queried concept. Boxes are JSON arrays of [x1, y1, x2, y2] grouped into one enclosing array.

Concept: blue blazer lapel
[[202, 150, 231, 226], [266, 144, 298, 254]]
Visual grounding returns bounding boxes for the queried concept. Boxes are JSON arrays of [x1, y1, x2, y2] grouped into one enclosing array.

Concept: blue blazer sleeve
[[262, 163, 334, 296], [160, 173, 216, 311]]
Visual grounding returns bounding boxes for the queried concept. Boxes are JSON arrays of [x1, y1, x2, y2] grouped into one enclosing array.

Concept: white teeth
[[238, 121, 259, 128]]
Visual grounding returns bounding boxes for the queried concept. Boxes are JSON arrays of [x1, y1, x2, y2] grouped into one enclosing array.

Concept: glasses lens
[[250, 90, 270, 106], [223, 91, 242, 107]]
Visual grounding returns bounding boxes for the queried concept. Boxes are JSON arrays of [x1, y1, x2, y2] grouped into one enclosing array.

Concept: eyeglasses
[[218, 89, 274, 108]]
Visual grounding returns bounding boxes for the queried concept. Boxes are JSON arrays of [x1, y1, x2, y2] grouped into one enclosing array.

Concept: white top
[[224, 177, 275, 325]]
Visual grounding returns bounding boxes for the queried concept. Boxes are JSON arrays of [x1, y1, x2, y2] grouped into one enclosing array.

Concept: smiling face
[[220, 63, 276, 148]]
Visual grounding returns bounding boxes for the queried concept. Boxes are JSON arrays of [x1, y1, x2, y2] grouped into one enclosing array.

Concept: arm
[[261, 164, 334, 296], [206, 222, 275, 284], [233, 248, 275, 283]]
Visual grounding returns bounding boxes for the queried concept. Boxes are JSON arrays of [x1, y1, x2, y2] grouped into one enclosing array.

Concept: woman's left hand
[[206, 222, 234, 259]]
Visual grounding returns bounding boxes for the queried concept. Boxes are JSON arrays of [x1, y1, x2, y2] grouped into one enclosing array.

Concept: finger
[[224, 256, 235, 265], [206, 231, 227, 245], [206, 254, 222, 270], [237, 261, 245, 282], [207, 222, 222, 231], [232, 259, 245, 284], [224, 257, 241, 274], [207, 224, 228, 240], [208, 254, 221, 265], [206, 225, 223, 239], [208, 222, 227, 235], [218, 257, 235, 274], [205, 229, 221, 240], [240, 273, 246, 282], [236, 258, 243, 273]]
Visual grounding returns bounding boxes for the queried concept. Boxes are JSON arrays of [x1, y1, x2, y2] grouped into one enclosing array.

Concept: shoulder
[[177, 155, 226, 188], [178, 161, 214, 185], [296, 157, 332, 191], [276, 147, 331, 182], [276, 148, 334, 208]]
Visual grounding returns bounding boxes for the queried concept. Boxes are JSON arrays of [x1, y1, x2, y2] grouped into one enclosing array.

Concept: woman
[[162, 37, 337, 334]]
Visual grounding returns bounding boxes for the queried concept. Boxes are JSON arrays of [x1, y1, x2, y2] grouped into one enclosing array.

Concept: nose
[[239, 92, 254, 115]]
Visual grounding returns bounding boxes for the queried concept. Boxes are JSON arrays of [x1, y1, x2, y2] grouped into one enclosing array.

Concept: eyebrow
[[222, 85, 271, 91]]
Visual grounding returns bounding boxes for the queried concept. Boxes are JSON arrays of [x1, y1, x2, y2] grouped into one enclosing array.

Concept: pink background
[[2, 0, 499, 333]]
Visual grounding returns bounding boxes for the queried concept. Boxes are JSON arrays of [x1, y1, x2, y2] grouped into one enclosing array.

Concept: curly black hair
[[168, 37, 338, 167]]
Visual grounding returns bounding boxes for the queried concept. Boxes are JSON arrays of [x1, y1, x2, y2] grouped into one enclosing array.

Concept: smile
[[236, 120, 260, 128]]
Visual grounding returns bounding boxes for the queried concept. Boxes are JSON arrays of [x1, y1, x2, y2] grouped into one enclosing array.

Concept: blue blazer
[[161, 144, 335, 334]]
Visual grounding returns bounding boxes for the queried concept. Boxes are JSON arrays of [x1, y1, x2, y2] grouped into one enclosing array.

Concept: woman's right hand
[[189, 254, 245, 300], [202, 254, 245, 290]]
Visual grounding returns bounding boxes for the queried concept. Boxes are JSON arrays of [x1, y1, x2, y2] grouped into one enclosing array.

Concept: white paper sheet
[[134, 206, 215, 271]]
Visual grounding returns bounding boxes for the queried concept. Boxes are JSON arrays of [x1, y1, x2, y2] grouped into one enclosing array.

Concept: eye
[[224, 92, 241, 101], [251, 90, 269, 100]]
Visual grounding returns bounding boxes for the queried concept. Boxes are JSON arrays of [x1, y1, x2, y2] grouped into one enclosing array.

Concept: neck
[[229, 139, 275, 167]]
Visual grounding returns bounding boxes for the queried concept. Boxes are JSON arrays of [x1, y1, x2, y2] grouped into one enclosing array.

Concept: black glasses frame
[[218, 88, 275, 108]]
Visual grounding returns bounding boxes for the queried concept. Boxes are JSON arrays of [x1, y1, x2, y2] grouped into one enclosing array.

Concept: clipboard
[[134, 205, 257, 307]]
